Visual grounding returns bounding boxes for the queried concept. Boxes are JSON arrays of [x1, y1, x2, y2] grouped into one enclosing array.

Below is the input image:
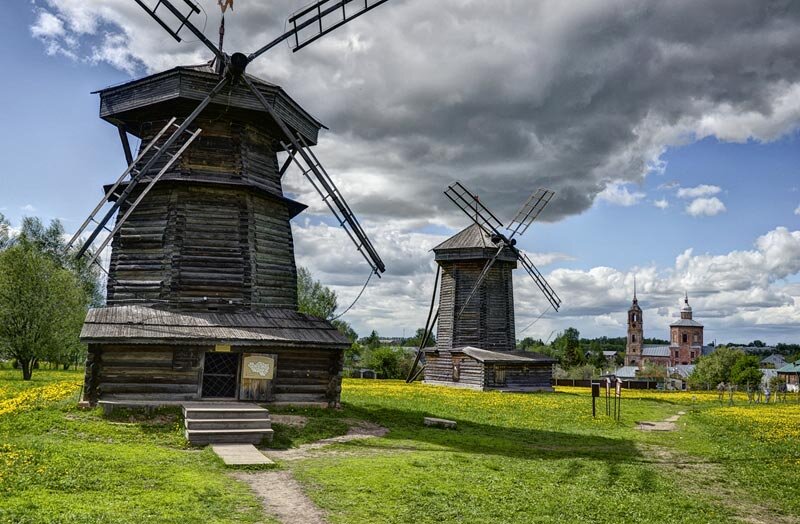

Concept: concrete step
[[185, 428, 274, 445], [185, 418, 272, 431]]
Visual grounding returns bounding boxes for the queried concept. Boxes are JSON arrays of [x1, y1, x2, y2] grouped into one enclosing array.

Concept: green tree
[[0, 213, 10, 250], [18, 217, 103, 307], [332, 319, 362, 369], [362, 330, 381, 350], [640, 362, 668, 380], [730, 355, 763, 388], [688, 346, 744, 388], [553, 327, 583, 368], [297, 266, 338, 319], [362, 346, 415, 379], [406, 327, 435, 348], [0, 242, 88, 379]]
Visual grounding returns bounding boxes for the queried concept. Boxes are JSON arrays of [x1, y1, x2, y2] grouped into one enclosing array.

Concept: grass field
[[1, 369, 798, 523]]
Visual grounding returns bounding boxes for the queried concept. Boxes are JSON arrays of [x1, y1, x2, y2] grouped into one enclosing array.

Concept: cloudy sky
[[3, 0, 800, 343]]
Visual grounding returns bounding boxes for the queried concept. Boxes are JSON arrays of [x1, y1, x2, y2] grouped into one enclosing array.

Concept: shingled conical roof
[[433, 224, 517, 262]]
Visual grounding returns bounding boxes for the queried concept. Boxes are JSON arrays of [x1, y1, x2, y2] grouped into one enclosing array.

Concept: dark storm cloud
[[33, 0, 800, 225]]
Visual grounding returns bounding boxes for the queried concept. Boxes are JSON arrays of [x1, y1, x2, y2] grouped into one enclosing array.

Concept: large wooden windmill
[[72, 0, 392, 410], [407, 182, 559, 391]]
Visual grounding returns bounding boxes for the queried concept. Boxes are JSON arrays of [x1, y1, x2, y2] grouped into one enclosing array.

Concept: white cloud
[[20, 204, 37, 213], [653, 199, 669, 209], [597, 182, 646, 207], [676, 184, 722, 199], [794, 203, 800, 215], [520, 227, 800, 342], [30, 11, 66, 39], [686, 197, 726, 217]]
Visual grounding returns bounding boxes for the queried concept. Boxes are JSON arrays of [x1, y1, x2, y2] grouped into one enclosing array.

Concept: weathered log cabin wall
[[485, 363, 554, 391], [436, 259, 516, 352], [86, 345, 344, 405], [105, 113, 301, 311], [422, 351, 485, 389]]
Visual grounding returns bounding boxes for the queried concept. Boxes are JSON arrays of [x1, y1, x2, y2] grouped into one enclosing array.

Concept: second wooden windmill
[[407, 182, 560, 391], [69, 0, 392, 428]]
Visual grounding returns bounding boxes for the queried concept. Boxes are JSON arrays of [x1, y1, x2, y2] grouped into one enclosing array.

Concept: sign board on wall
[[215, 344, 232, 352], [242, 355, 275, 380]]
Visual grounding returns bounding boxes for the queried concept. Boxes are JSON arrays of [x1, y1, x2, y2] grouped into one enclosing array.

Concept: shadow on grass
[[273, 402, 644, 468]]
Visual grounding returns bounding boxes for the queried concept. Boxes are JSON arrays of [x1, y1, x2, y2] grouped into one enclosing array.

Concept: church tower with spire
[[625, 279, 644, 366]]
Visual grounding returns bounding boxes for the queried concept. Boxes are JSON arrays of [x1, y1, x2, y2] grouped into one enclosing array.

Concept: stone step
[[185, 418, 272, 431], [185, 428, 274, 446]]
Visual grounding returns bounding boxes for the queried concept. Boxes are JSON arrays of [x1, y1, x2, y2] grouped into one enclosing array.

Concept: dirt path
[[635, 410, 686, 431], [264, 420, 389, 461], [233, 470, 328, 524], [233, 420, 389, 523]]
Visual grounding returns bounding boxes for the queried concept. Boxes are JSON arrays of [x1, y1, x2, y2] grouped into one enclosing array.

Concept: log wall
[[84, 344, 344, 405], [423, 352, 485, 390], [436, 260, 516, 352], [485, 363, 553, 390]]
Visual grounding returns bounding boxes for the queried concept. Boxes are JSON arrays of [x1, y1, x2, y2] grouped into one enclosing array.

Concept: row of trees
[[687, 347, 767, 390], [0, 215, 101, 379]]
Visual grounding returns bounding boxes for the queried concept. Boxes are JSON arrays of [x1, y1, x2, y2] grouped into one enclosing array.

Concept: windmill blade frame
[[443, 182, 505, 239], [248, 0, 391, 61], [241, 74, 385, 275], [517, 250, 561, 311], [506, 188, 554, 240], [134, 0, 223, 59]]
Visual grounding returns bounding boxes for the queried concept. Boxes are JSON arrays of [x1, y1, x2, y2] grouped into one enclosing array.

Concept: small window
[[631, 334, 636, 342], [682, 334, 688, 343]]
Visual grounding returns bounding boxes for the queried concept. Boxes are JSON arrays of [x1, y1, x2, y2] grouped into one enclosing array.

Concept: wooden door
[[239, 353, 276, 401]]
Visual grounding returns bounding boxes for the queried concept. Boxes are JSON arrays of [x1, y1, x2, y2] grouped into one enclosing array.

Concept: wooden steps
[[183, 403, 273, 445]]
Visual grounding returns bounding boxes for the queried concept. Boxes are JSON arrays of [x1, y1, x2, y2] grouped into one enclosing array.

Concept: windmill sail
[[443, 182, 504, 238], [518, 250, 561, 311], [242, 75, 385, 275], [507, 188, 554, 240]]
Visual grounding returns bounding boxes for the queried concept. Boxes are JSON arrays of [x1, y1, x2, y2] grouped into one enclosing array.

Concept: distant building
[[759, 354, 787, 369], [623, 290, 711, 373], [777, 360, 800, 392]]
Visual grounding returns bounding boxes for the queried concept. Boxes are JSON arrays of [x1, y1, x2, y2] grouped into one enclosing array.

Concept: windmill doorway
[[201, 353, 240, 399]]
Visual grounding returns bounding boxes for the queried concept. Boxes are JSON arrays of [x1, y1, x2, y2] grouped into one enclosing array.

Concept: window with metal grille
[[202, 352, 239, 398]]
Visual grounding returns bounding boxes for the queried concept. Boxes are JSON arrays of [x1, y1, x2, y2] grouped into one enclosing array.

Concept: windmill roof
[[80, 305, 349, 348], [94, 65, 324, 145], [433, 224, 517, 262], [451, 346, 556, 364]]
